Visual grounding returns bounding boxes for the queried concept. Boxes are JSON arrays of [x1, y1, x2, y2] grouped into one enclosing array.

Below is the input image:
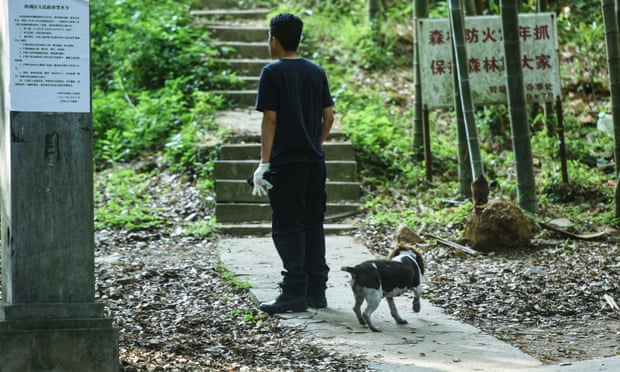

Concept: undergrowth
[[92, 0, 618, 235]]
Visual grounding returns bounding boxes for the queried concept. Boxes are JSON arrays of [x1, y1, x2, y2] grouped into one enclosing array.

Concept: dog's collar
[[392, 251, 416, 263], [392, 251, 423, 281]]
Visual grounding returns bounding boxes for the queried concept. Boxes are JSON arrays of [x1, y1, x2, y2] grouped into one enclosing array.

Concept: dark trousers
[[268, 161, 329, 297]]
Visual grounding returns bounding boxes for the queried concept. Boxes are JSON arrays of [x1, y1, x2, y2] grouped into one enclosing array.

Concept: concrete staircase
[[193, 1, 361, 235], [191, 0, 271, 107], [214, 140, 361, 235]]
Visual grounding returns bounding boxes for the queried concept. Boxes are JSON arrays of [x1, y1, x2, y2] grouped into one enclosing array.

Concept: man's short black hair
[[270, 13, 303, 52]]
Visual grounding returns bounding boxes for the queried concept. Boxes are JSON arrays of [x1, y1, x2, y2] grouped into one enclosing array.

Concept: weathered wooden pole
[[0, 1, 118, 369], [413, 0, 429, 156]]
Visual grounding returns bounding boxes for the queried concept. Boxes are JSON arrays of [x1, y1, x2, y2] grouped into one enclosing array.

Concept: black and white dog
[[341, 244, 424, 332]]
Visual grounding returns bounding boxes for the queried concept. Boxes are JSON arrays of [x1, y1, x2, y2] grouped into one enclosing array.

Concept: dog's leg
[[412, 285, 422, 313], [351, 285, 366, 325], [362, 289, 382, 332], [387, 297, 407, 324]]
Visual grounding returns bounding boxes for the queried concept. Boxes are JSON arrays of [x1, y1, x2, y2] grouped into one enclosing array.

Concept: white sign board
[[417, 13, 561, 109], [7, 0, 90, 113]]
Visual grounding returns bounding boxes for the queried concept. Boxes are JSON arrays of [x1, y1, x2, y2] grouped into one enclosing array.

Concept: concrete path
[[217, 234, 620, 371]]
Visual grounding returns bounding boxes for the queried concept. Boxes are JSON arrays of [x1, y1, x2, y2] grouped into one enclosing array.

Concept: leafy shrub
[[91, 0, 227, 172], [91, 0, 225, 93], [93, 78, 221, 169]]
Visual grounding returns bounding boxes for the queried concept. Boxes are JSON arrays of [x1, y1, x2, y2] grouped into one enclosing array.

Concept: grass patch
[[95, 167, 169, 231], [216, 261, 252, 291]]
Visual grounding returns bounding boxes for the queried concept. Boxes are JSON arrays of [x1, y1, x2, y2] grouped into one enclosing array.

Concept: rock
[[394, 224, 423, 244]]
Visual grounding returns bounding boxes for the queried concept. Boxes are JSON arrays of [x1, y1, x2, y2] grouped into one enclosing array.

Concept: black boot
[[259, 293, 307, 315], [307, 283, 327, 308], [306, 294, 327, 309]]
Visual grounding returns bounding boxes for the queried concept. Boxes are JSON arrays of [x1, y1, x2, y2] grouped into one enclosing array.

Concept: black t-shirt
[[255, 58, 334, 166]]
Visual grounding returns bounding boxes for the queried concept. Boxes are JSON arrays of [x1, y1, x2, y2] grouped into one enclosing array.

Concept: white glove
[[252, 163, 273, 197]]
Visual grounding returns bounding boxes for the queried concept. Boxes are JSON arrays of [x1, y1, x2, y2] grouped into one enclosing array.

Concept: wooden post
[[0, 2, 118, 370], [556, 96, 569, 183], [413, 0, 429, 154], [423, 106, 432, 181]]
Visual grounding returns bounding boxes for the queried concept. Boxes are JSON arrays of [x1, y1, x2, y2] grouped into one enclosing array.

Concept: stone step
[[235, 76, 259, 90], [212, 90, 257, 107], [191, 8, 270, 21], [215, 41, 269, 59], [215, 202, 361, 223], [215, 180, 360, 203], [207, 25, 269, 42], [216, 58, 269, 76], [209, 109, 348, 142], [197, 0, 240, 8], [219, 142, 356, 161], [216, 223, 358, 236], [214, 160, 357, 182]]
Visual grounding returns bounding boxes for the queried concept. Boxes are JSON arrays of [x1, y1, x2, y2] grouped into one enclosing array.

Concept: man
[[253, 13, 335, 314]]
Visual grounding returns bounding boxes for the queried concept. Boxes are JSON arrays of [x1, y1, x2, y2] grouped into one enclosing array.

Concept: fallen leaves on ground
[[356, 221, 620, 364], [95, 170, 369, 371]]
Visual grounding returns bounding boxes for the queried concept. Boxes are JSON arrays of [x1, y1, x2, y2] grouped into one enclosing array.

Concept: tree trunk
[[448, 0, 484, 181], [412, 0, 429, 155], [602, 0, 620, 217], [501, 0, 538, 213]]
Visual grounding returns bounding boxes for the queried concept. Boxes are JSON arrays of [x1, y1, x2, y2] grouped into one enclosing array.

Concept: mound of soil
[[463, 200, 534, 252]]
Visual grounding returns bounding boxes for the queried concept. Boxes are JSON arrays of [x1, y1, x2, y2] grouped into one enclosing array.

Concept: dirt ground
[[95, 170, 618, 369], [356, 220, 620, 365], [2, 168, 617, 370]]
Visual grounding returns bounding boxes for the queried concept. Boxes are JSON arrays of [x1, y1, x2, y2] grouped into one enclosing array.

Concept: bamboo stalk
[[602, 0, 620, 217], [448, 0, 484, 180], [500, 0, 538, 213]]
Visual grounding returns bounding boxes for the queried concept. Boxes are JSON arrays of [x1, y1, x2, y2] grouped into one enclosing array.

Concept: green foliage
[[91, 0, 620, 237], [95, 167, 169, 230], [91, 0, 226, 92], [216, 262, 252, 291], [557, 11, 607, 89], [322, 1, 610, 231], [274, 1, 408, 70], [162, 91, 223, 176], [226, 307, 267, 322], [91, 0, 226, 173], [183, 218, 217, 240], [93, 79, 222, 172]]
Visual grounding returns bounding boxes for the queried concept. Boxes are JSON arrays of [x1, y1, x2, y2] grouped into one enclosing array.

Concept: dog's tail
[[340, 266, 359, 278]]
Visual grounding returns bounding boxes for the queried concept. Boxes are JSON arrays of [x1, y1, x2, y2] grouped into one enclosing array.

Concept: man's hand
[[252, 163, 272, 196]]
